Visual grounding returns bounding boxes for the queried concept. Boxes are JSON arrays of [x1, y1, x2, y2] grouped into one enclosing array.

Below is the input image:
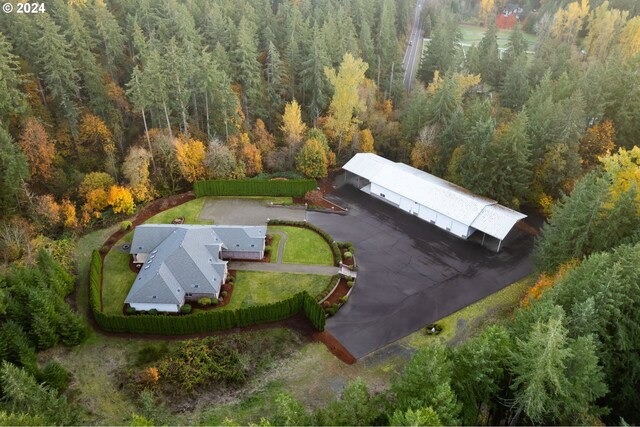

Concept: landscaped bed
[[268, 225, 334, 266], [222, 271, 333, 311]]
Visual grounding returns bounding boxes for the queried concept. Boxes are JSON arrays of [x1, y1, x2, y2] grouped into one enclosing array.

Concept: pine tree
[[0, 127, 29, 215], [31, 14, 81, 134], [0, 34, 27, 125], [233, 17, 264, 122]]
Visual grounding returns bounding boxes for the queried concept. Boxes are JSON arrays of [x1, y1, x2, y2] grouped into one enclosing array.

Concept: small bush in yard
[[125, 306, 136, 314], [339, 295, 349, 303], [135, 343, 170, 366], [227, 275, 235, 283], [180, 304, 192, 314], [148, 309, 158, 315], [212, 297, 219, 305], [157, 337, 246, 391], [41, 361, 69, 392], [221, 290, 228, 297], [346, 280, 355, 288], [343, 251, 353, 259], [121, 220, 133, 231], [198, 297, 212, 306]]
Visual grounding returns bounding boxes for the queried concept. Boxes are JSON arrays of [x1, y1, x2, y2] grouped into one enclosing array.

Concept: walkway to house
[[270, 230, 287, 264], [228, 261, 338, 275], [228, 229, 338, 275]]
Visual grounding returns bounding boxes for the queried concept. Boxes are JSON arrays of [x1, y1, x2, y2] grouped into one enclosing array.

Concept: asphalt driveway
[[198, 198, 305, 225], [308, 184, 534, 359]]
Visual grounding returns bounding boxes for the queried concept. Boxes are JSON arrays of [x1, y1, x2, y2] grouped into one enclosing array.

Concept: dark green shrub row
[[267, 220, 342, 266], [194, 179, 316, 198], [89, 251, 325, 333], [315, 274, 341, 301]]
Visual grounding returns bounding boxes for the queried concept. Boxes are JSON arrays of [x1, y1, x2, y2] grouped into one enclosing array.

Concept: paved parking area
[[198, 198, 305, 225], [308, 184, 534, 359]]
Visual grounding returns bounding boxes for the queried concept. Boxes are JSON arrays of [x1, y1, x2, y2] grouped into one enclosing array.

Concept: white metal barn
[[342, 153, 527, 251]]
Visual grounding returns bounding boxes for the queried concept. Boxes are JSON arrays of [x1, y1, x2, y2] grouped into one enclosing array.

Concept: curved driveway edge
[[308, 185, 534, 359]]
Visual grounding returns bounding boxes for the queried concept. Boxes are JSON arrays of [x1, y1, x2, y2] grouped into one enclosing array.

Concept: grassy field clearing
[[458, 23, 537, 50]]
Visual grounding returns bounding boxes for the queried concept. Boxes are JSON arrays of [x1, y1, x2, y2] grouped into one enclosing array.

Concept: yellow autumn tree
[[358, 129, 375, 153], [551, 0, 590, 43], [600, 146, 640, 208], [618, 16, 640, 60], [584, 2, 629, 61], [281, 100, 307, 160], [123, 146, 155, 203], [107, 185, 135, 215], [84, 188, 109, 218], [324, 53, 368, 154], [174, 135, 206, 183], [60, 199, 77, 229], [479, 0, 495, 25]]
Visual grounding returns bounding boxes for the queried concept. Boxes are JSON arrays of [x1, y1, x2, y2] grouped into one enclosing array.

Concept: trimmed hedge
[[194, 179, 316, 198], [267, 220, 342, 266], [89, 250, 325, 333]]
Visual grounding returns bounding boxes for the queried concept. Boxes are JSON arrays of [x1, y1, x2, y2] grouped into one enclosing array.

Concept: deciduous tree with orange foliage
[[107, 185, 135, 215], [239, 143, 263, 176], [579, 120, 615, 169], [18, 118, 55, 183], [522, 260, 580, 307], [173, 135, 206, 183]]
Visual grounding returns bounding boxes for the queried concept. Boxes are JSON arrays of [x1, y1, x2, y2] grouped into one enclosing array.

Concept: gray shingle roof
[[125, 224, 265, 306]]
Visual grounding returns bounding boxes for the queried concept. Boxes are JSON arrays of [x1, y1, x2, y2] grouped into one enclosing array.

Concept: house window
[[152, 296, 157, 299], [251, 244, 255, 247], [380, 193, 386, 198], [194, 284, 199, 289], [236, 244, 240, 247], [186, 293, 192, 297]]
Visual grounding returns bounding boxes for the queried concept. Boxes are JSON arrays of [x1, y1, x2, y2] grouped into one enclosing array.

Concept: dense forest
[[1, 0, 640, 425]]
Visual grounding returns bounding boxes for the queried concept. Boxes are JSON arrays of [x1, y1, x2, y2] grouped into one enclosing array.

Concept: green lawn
[[144, 197, 210, 224], [458, 23, 538, 51], [268, 232, 282, 263], [222, 271, 332, 310], [101, 233, 136, 314], [268, 226, 334, 266], [75, 225, 120, 322]]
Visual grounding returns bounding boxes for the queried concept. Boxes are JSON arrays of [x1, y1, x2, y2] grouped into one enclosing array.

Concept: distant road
[[402, 0, 425, 92]]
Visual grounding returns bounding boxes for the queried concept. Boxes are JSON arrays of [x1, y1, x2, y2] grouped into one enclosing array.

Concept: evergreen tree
[[31, 14, 81, 133], [0, 34, 27, 125], [500, 55, 530, 110], [477, 20, 502, 88], [392, 343, 462, 425], [233, 17, 264, 122], [0, 127, 29, 215], [418, 13, 461, 84]]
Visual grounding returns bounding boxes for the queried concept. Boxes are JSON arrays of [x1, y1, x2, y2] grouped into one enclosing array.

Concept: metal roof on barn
[[343, 153, 526, 241]]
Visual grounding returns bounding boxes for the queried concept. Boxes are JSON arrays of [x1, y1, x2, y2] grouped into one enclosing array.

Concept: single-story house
[[342, 153, 526, 251], [125, 224, 266, 313]]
